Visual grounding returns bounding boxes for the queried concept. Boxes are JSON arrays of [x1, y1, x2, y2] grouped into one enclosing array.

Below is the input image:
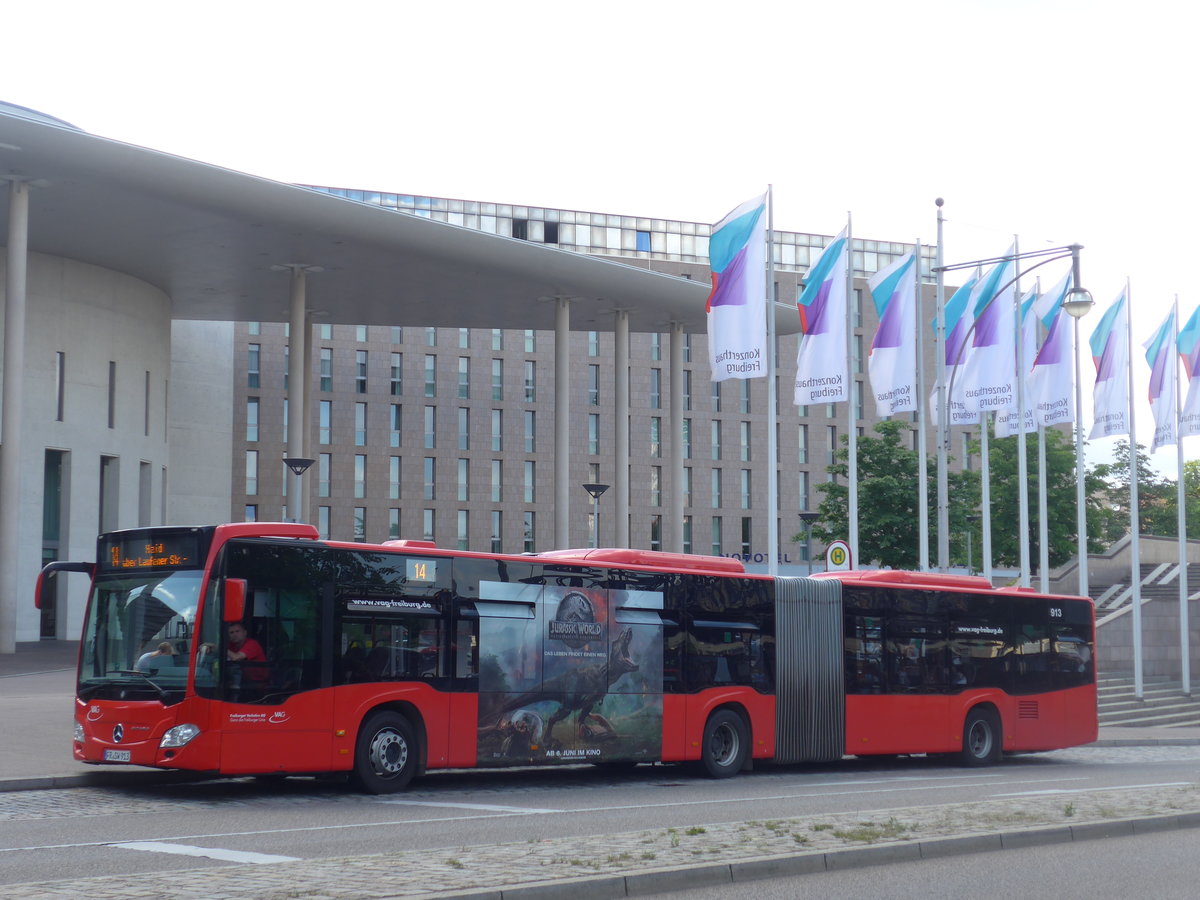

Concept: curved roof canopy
[[0, 106, 737, 333]]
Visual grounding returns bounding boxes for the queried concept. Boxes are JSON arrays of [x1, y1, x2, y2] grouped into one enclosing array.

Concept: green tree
[[972, 428, 1110, 570], [1091, 440, 1178, 539], [796, 419, 978, 570]]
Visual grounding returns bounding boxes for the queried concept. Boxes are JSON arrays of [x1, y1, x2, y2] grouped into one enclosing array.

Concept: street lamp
[[798, 511, 820, 576], [582, 483, 609, 548], [965, 513, 980, 575], [282, 457, 315, 523], [1062, 259, 1094, 597], [933, 241, 1090, 587]]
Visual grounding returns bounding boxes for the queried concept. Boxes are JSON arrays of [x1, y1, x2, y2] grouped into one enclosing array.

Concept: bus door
[[208, 544, 335, 775]]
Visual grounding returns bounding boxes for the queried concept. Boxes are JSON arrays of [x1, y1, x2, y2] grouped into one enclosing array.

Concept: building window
[[54, 351, 65, 422], [491, 329, 503, 351], [543, 222, 559, 244], [389, 456, 401, 500], [711, 516, 723, 555], [319, 324, 332, 340], [319, 401, 331, 445], [457, 510, 469, 551], [651, 333, 662, 361], [711, 420, 721, 460], [354, 454, 366, 499], [247, 344, 260, 389], [425, 327, 437, 347], [458, 407, 470, 450], [650, 368, 662, 409], [246, 398, 259, 442], [424, 405, 436, 448], [524, 360, 536, 402], [423, 457, 436, 500], [650, 417, 661, 458], [107, 361, 116, 429], [353, 507, 366, 542], [799, 470, 810, 511], [588, 364, 600, 406], [741, 517, 752, 556], [491, 409, 503, 452], [319, 453, 331, 498], [683, 369, 692, 411], [650, 515, 662, 552], [457, 458, 469, 502], [356, 350, 368, 393], [524, 330, 536, 353], [711, 380, 721, 412], [523, 511, 536, 553], [588, 331, 600, 357], [523, 410, 536, 452], [491, 510, 502, 553], [318, 506, 331, 540], [245, 504, 258, 522], [389, 508, 401, 540], [422, 509, 435, 542], [391, 326, 403, 344], [245, 450, 258, 495], [683, 515, 693, 555], [390, 352, 403, 396], [741, 469, 752, 509], [636, 230, 651, 252], [390, 404, 402, 447], [650, 467, 661, 507], [319, 348, 332, 392], [492, 359, 503, 401], [524, 460, 536, 503], [355, 402, 367, 447], [740, 380, 750, 414], [458, 357, 470, 399], [588, 414, 600, 455], [356, 325, 368, 342], [459, 327, 470, 349], [711, 468, 722, 508], [491, 460, 503, 502], [512, 218, 528, 240], [798, 424, 808, 464], [424, 354, 437, 397], [683, 466, 692, 507], [740, 421, 751, 461]]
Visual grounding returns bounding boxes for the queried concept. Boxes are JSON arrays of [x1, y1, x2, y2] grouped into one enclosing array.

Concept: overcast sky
[[4, 0, 1196, 470]]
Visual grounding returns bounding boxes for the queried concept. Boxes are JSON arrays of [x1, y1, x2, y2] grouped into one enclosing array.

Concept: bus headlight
[[160, 723, 201, 748], [74, 722, 84, 743]]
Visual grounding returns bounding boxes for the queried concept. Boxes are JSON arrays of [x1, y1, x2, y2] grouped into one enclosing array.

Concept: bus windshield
[[78, 569, 205, 704]]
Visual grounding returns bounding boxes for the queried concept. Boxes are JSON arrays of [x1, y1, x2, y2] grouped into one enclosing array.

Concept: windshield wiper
[[112, 669, 170, 700]]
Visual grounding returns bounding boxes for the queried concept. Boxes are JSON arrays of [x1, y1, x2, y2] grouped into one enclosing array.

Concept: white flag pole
[[915, 242, 930, 571], [1126, 280, 1143, 699], [981, 413, 993, 583], [847, 213, 859, 563], [766, 186, 778, 577], [1014, 237, 1031, 588], [1036, 277, 1050, 594], [935, 201, 949, 570], [1174, 294, 1190, 695]]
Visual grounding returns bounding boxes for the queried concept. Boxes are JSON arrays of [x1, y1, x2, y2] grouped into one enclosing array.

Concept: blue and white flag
[[794, 227, 849, 405], [706, 194, 767, 381], [866, 251, 917, 415]]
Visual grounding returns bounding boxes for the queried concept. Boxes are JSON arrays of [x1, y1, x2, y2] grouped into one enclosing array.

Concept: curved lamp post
[[582, 482, 609, 548]]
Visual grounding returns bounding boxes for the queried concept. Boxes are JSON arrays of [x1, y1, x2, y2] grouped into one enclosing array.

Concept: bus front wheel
[[353, 711, 419, 793], [696, 709, 748, 779], [960, 707, 1002, 767]]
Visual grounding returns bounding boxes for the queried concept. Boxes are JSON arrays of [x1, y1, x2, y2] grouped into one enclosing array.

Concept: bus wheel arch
[[351, 705, 426, 793], [959, 703, 1002, 767], [695, 705, 751, 779]]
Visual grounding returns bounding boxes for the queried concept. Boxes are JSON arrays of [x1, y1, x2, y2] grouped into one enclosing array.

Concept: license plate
[[103, 749, 132, 762]]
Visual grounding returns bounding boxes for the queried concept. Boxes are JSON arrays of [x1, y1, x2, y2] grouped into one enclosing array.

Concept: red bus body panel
[[662, 687, 775, 762]]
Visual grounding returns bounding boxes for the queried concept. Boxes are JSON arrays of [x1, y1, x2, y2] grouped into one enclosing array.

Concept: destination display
[[99, 531, 203, 571]]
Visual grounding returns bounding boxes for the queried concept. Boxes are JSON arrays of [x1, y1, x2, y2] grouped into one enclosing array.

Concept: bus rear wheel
[[960, 707, 1002, 767], [696, 709, 748, 779], [353, 711, 419, 793]]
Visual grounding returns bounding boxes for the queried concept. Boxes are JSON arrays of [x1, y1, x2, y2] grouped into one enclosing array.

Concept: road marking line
[[994, 781, 1191, 798], [379, 800, 559, 813], [113, 841, 299, 864]]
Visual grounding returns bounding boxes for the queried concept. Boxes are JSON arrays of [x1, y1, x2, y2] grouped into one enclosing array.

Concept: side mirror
[[223, 578, 248, 623]]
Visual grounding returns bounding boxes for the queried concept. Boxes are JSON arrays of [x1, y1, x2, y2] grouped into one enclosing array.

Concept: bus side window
[[455, 617, 478, 680]]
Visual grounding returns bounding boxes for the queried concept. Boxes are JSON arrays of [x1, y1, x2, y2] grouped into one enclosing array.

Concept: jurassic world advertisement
[[476, 581, 663, 765]]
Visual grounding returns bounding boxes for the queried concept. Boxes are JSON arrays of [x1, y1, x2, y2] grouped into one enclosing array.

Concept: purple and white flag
[[706, 194, 767, 381], [866, 251, 917, 415], [794, 227, 849, 406]]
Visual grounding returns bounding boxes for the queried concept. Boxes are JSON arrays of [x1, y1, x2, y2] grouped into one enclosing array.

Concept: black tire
[[352, 711, 419, 793], [696, 709, 748, 779], [960, 707, 1002, 767]]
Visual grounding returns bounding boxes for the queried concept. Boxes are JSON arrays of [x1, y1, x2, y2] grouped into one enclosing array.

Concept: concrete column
[[0, 179, 30, 652], [554, 299, 571, 549], [287, 268, 308, 522], [669, 323, 684, 553], [614, 310, 630, 547]]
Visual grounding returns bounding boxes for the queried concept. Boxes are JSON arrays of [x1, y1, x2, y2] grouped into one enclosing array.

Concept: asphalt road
[[3, 744, 1199, 888]]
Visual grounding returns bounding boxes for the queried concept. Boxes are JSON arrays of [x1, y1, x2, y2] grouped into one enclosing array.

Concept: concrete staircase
[[1098, 674, 1200, 727]]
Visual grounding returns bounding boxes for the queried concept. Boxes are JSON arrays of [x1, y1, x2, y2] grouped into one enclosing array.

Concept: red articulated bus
[[37, 523, 1097, 793]]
